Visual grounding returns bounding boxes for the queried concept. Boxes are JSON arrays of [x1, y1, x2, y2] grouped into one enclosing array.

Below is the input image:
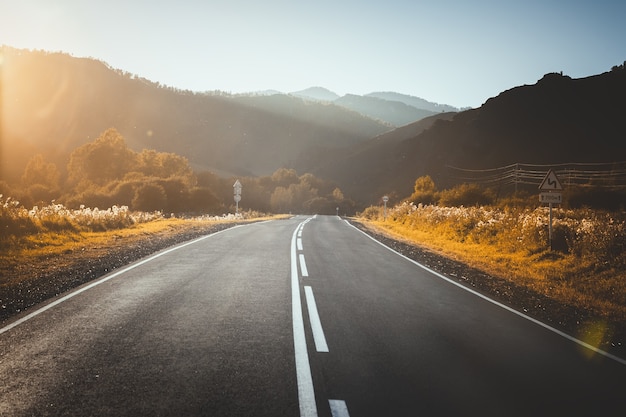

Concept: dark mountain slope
[[315, 70, 626, 205], [310, 112, 457, 202]]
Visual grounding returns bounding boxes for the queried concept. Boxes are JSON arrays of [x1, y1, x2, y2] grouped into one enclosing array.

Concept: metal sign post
[[233, 180, 242, 214], [382, 196, 389, 221], [538, 170, 563, 250]]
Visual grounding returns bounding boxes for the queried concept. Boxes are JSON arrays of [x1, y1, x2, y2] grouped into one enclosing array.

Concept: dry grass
[[1, 196, 286, 289], [1, 215, 284, 266]]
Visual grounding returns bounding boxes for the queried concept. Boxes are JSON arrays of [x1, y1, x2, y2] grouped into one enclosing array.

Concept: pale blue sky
[[1, 0, 624, 108]]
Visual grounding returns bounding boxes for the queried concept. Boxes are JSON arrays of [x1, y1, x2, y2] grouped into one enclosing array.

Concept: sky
[[1, 0, 624, 108]]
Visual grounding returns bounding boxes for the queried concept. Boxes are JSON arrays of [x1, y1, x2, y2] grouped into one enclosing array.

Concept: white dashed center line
[[304, 286, 329, 353], [299, 254, 309, 277]]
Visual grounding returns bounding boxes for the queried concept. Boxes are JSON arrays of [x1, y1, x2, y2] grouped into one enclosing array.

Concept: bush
[[359, 205, 383, 220], [438, 183, 495, 206], [132, 183, 167, 212], [0, 196, 38, 242], [408, 176, 438, 205]]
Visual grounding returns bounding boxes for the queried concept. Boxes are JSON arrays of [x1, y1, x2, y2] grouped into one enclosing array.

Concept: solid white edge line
[[299, 254, 309, 277], [343, 220, 626, 366], [304, 286, 329, 353], [0, 224, 244, 336], [329, 399, 350, 417], [291, 221, 318, 417]]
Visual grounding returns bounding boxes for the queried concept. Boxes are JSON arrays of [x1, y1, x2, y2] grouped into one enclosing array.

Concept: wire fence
[[447, 162, 626, 191]]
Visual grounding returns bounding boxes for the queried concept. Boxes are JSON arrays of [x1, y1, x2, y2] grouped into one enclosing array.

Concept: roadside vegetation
[[0, 195, 265, 255], [0, 128, 353, 217], [0, 191, 280, 268], [358, 176, 626, 326]]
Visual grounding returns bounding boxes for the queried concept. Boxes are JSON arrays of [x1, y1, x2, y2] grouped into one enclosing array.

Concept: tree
[[132, 183, 167, 212], [21, 154, 60, 189], [332, 187, 344, 202], [138, 149, 194, 182], [271, 168, 299, 187], [67, 128, 137, 186], [408, 175, 437, 205], [270, 186, 293, 213]]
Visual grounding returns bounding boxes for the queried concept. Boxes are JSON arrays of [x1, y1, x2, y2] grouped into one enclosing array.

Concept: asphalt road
[[1, 215, 624, 416]]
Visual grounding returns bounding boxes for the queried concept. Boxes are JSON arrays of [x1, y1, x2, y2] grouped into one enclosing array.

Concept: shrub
[[359, 205, 383, 220], [438, 183, 495, 206], [408, 176, 438, 205], [132, 183, 167, 212]]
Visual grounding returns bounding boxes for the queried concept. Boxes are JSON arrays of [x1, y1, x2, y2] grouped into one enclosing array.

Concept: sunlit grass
[[358, 203, 626, 323], [1, 195, 285, 286]]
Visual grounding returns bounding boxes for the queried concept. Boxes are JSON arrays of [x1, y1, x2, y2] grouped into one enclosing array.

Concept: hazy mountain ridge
[[288, 87, 460, 127], [290, 87, 340, 102], [334, 94, 437, 127], [365, 92, 460, 113]]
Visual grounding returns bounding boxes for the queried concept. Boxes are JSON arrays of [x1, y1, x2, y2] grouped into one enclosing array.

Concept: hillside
[[290, 87, 340, 102], [365, 92, 460, 113], [310, 112, 457, 202], [0, 47, 390, 183], [314, 70, 626, 205], [289, 87, 459, 127], [334, 94, 437, 127]]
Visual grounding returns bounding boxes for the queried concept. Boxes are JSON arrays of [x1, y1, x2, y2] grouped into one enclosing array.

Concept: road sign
[[539, 192, 562, 203], [233, 180, 242, 214], [539, 170, 563, 191], [538, 170, 563, 251]]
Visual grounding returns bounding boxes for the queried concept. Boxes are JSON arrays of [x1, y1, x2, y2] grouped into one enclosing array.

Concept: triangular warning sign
[[539, 169, 563, 191]]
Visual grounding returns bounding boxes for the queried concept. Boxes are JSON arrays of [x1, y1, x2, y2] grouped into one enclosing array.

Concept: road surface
[[1, 215, 624, 416]]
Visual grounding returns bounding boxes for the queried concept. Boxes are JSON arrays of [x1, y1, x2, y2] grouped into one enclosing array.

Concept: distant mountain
[[366, 92, 459, 113], [334, 94, 437, 127], [290, 87, 340, 102], [249, 89, 283, 96], [289, 88, 458, 127], [314, 70, 626, 204]]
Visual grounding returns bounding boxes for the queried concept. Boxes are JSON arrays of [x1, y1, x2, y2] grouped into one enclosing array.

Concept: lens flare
[[577, 319, 611, 360]]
